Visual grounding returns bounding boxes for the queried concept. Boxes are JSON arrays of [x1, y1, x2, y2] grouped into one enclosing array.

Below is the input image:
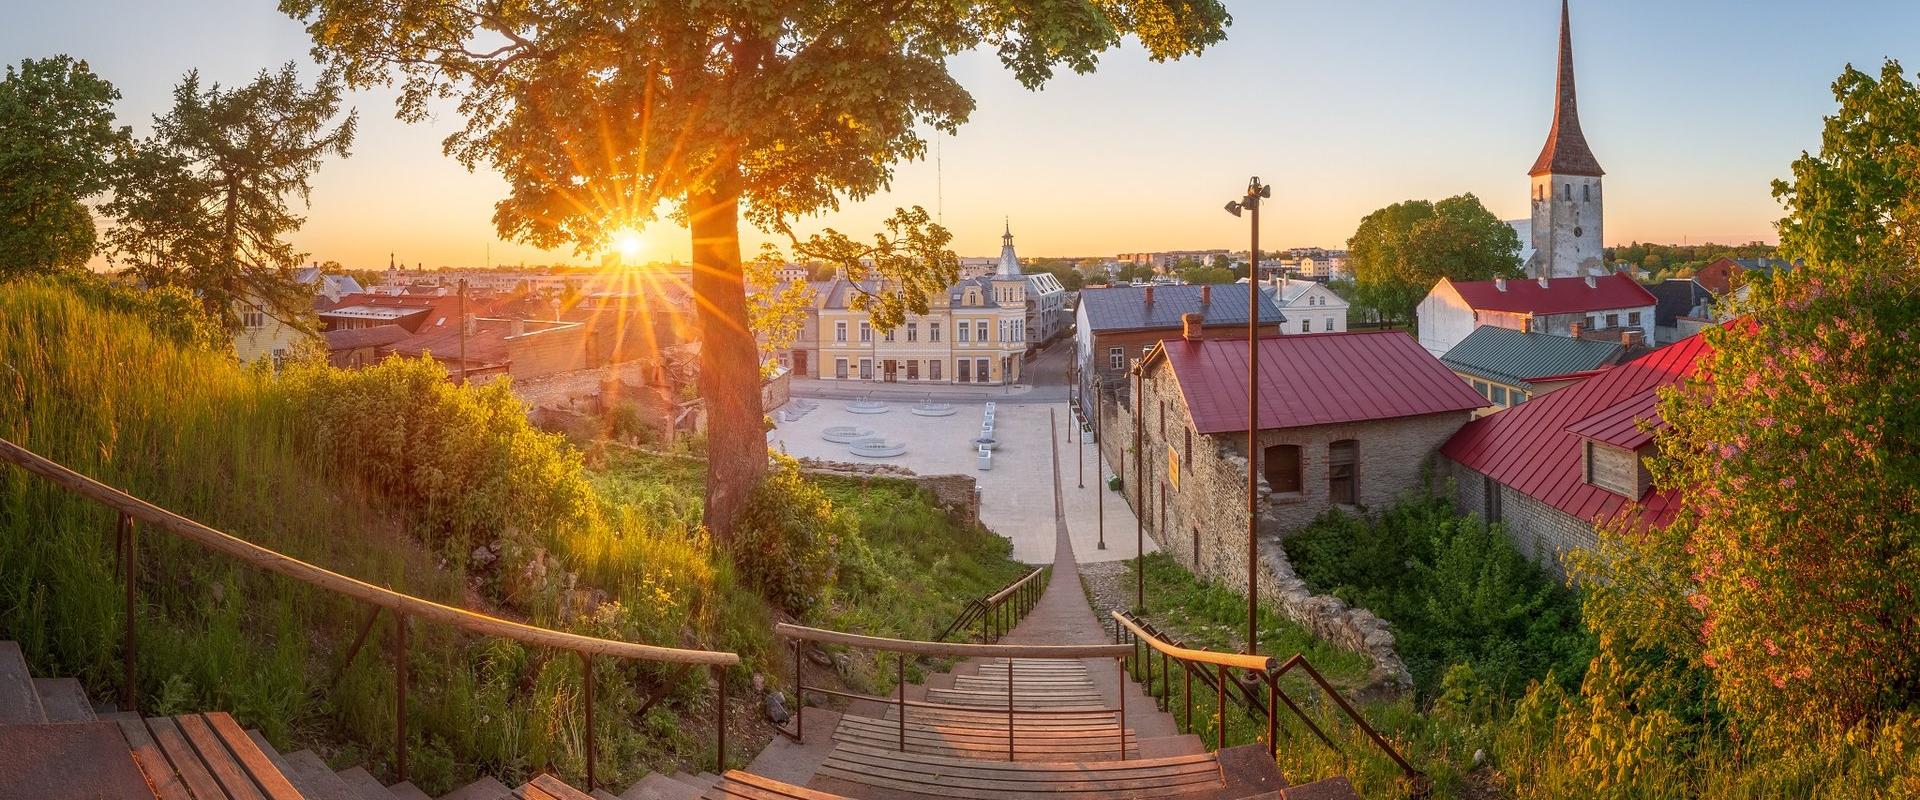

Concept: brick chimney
[[1495, 277, 1507, 292], [1181, 312, 1205, 342], [1200, 284, 1211, 304], [1144, 286, 1155, 304], [1622, 329, 1644, 347], [1569, 322, 1583, 338]]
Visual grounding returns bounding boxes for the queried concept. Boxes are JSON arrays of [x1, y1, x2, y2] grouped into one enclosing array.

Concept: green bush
[[1285, 494, 1590, 696], [729, 456, 852, 617]]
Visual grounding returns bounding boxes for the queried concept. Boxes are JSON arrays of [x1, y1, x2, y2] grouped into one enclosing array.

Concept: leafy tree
[[278, 0, 1232, 536], [1773, 59, 1920, 269], [1346, 193, 1521, 327], [745, 245, 817, 376], [0, 56, 129, 278], [1178, 264, 1235, 285], [104, 64, 356, 331]]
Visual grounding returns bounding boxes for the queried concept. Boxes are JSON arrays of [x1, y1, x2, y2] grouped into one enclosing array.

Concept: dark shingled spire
[[1529, 0, 1604, 177]]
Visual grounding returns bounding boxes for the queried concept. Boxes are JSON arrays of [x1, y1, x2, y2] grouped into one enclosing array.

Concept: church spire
[[1529, 0, 1603, 177], [996, 219, 1021, 277]]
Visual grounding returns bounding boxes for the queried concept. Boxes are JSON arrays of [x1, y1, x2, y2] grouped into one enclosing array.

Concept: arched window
[[1564, 183, 1572, 200], [1263, 444, 1302, 494], [1583, 183, 1591, 202], [1329, 440, 1358, 504]]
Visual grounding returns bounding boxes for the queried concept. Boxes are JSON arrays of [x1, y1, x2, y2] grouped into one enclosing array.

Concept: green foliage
[[1605, 241, 1776, 282], [104, 63, 356, 330], [1772, 59, 1920, 269], [729, 456, 852, 616], [0, 56, 129, 277], [1346, 194, 1522, 327], [784, 206, 958, 334], [1284, 495, 1590, 697], [1177, 264, 1237, 285], [1127, 552, 1370, 683]]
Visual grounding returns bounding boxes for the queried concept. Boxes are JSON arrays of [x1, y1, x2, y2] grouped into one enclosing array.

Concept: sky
[[6, 1, 1918, 267]]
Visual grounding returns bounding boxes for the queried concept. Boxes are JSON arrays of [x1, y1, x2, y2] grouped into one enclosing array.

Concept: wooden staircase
[[0, 640, 719, 800]]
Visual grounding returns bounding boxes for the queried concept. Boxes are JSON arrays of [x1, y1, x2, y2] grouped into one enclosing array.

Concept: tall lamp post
[[1224, 176, 1271, 656], [1095, 385, 1106, 550]]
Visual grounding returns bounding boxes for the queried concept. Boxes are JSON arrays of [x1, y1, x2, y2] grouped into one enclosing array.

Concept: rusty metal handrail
[[0, 436, 737, 790], [1110, 611, 1275, 672]]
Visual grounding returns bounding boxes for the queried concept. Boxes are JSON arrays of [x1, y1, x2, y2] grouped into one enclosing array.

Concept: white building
[[1263, 278, 1348, 335], [1416, 273, 1656, 358]]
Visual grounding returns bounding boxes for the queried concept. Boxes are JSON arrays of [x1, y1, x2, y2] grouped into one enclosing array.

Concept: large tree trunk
[[689, 165, 766, 541]]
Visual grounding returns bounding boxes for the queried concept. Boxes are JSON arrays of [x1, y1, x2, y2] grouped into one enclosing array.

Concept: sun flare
[[614, 229, 644, 261]]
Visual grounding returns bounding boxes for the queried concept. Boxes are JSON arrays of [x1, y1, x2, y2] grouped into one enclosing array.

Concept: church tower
[[995, 218, 1022, 277], [1529, 0, 1605, 279]]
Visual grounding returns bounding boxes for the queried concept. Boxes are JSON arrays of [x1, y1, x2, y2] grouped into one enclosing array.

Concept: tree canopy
[[1773, 59, 1920, 270], [1345, 193, 1521, 327], [278, 0, 1232, 534], [105, 64, 355, 331], [0, 56, 129, 278]]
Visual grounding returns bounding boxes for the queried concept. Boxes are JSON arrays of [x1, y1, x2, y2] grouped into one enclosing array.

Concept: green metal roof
[[1440, 326, 1622, 389]]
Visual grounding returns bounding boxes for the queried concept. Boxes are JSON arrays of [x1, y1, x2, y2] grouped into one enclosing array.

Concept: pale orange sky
[[16, 1, 1915, 269]]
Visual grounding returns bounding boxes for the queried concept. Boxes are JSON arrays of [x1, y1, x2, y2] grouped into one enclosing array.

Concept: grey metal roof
[[1440, 325, 1622, 388], [1647, 278, 1711, 328], [1078, 285, 1284, 333]]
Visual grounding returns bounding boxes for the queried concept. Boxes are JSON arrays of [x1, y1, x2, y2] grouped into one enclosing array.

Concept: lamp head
[[1224, 201, 1243, 218]]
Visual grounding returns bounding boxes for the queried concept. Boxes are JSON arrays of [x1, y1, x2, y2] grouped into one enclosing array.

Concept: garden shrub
[[730, 455, 851, 616]]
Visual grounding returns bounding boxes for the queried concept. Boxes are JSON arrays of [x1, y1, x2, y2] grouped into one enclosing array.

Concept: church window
[[1583, 183, 1591, 202], [1564, 183, 1572, 200]]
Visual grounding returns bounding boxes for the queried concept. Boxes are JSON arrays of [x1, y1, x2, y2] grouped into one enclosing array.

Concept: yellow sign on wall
[[1168, 446, 1180, 490]]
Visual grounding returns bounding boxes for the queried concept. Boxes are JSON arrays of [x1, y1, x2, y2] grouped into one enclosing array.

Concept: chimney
[[1495, 277, 1507, 292], [1144, 286, 1155, 304], [1201, 284, 1211, 304], [1538, 275, 1551, 289], [1181, 312, 1206, 342], [1622, 329, 1643, 348], [1569, 322, 1583, 338]]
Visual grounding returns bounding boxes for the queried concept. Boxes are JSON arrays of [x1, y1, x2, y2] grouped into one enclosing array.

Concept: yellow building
[[815, 268, 1029, 385]]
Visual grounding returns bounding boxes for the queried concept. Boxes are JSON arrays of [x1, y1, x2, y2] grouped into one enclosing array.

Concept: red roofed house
[[1416, 272, 1657, 358], [1440, 325, 1726, 574], [1116, 318, 1486, 587]]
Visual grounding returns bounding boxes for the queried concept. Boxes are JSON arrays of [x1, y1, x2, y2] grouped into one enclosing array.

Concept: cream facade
[[814, 275, 1028, 385]]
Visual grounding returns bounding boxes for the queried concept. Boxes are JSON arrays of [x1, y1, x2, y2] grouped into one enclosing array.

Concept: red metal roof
[[1439, 326, 1730, 528], [1447, 273, 1656, 316], [1151, 331, 1489, 436]]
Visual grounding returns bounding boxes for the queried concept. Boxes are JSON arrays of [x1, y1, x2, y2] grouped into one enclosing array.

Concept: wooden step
[[339, 765, 399, 800], [0, 720, 157, 797], [1137, 733, 1208, 759], [626, 772, 702, 800], [113, 712, 305, 800], [33, 676, 96, 722], [516, 773, 595, 799], [0, 641, 46, 724], [887, 705, 1122, 730], [388, 780, 432, 800], [279, 749, 365, 800], [817, 741, 1225, 800], [922, 687, 1106, 708], [441, 775, 514, 800], [702, 770, 849, 799], [834, 713, 1135, 761]]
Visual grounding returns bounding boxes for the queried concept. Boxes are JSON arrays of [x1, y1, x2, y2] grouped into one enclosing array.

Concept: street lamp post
[[1096, 384, 1106, 550], [1225, 176, 1272, 656]]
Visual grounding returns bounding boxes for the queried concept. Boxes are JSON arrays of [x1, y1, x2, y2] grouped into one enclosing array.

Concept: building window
[[1513, 391, 1528, 405], [907, 322, 917, 342], [884, 328, 895, 342], [976, 321, 988, 342], [958, 322, 970, 342], [931, 360, 942, 381], [1109, 347, 1124, 370], [1564, 183, 1572, 200], [1263, 444, 1302, 494], [1583, 183, 1591, 202], [1492, 385, 1509, 407], [1584, 441, 1642, 497], [835, 358, 849, 379], [1328, 439, 1358, 505], [860, 321, 872, 343], [958, 359, 971, 382], [1300, 319, 1310, 333], [930, 322, 941, 342], [1606, 313, 1619, 328], [907, 360, 919, 380], [1473, 379, 1490, 399], [1183, 427, 1192, 468], [1628, 311, 1641, 326], [859, 358, 872, 379], [835, 321, 847, 343], [1159, 401, 1166, 437], [242, 305, 266, 329], [976, 358, 989, 383]]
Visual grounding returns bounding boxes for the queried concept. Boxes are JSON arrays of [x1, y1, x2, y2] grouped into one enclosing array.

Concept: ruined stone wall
[[1444, 458, 1597, 580]]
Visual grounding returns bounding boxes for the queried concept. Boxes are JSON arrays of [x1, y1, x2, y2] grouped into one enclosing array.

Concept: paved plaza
[[769, 396, 1154, 564]]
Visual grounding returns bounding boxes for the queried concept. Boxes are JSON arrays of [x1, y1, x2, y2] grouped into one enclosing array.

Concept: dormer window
[[1583, 440, 1648, 498]]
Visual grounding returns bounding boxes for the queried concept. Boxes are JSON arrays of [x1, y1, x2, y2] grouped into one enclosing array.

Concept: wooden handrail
[[984, 566, 1046, 606], [0, 436, 738, 667], [775, 623, 1131, 660], [1110, 611, 1275, 672]]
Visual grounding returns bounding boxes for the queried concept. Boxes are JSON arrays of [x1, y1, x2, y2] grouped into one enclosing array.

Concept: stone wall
[[794, 458, 980, 527], [1445, 458, 1597, 580], [1094, 365, 1415, 698], [762, 367, 792, 411]]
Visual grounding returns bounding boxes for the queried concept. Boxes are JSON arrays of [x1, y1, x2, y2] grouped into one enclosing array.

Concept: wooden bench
[[818, 742, 1225, 800], [833, 713, 1135, 761]]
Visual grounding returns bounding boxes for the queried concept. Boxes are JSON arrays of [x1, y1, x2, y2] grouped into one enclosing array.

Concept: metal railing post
[[1116, 658, 1127, 761], [1159, 650, 1170, 711], [1266, 672, 1279, 757], [118, 512, 137, 714], [394, 611, 408, 783], [896, 654, 907, 752], [1184, 662, 1193, 733], [793, 642, 805, 744], [715, 664, 728, 772], [1216, 665, 1227, 751], [1006, 658, 1016, 761], [581, 651, 596, 790]]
